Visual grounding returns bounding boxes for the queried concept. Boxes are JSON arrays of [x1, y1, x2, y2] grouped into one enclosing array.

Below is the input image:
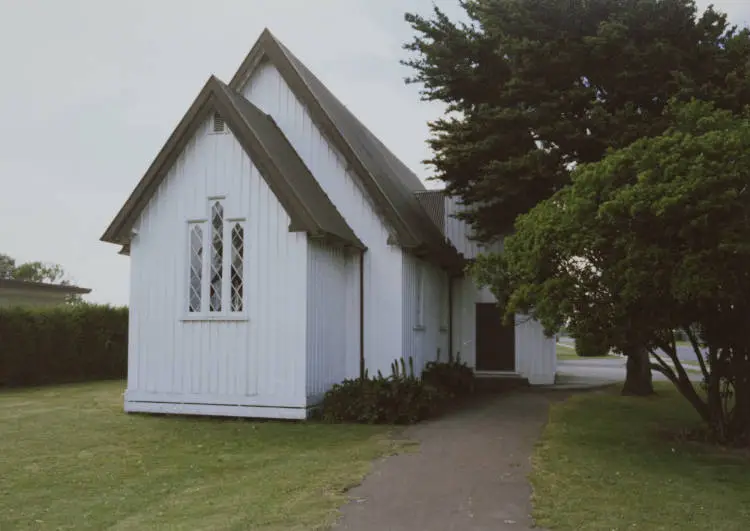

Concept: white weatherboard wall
[[444, 196, 504, 259], [306, 242, 360, 404], [402, 254, 450, 375], [125, 116, 310, 419], [515, 316, 556, 385], [451, 278, 556, 385], [242, 61, 405, 377], [445, 196, 483, 259]]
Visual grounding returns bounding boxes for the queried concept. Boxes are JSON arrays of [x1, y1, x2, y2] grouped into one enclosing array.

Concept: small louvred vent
[[212, 112, 225, 133]]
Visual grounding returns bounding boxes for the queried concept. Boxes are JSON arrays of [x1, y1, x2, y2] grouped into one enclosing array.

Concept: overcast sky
[[1, 1, 748, 306]]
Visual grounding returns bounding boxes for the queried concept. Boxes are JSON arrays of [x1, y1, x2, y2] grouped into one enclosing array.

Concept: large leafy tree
[[403, 0, 750, 241], [474, 100, 750, 443], [404, 0, 750, 395]]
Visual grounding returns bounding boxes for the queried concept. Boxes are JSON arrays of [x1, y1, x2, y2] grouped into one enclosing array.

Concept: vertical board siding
[[414, 190, 445, 232], [452, 276, 478, 369], [451, 277, 556, 384], [444, 196, 504, 259], [126, 117, 308, 411], [306, 242, 358, 403], [445, 196, 482, 259], [515, 317, 557, 385], [242, 62, 404, 377], [402, 254, 450, 375]]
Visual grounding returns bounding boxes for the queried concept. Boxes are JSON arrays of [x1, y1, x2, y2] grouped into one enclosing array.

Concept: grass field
[[0, 381, 396, 530], [531, 383, 750, 530]]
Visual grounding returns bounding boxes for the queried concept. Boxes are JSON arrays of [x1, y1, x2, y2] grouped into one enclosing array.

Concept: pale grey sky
[[0, 0, 748, 306]]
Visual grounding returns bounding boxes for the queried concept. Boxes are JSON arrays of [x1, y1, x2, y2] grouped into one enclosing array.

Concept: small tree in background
[[475, 100, 750, 444], [0, 254, 15, 279], [0, 253, 83, 304]]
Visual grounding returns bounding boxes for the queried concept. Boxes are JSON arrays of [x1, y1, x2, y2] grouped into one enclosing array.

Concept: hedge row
[[0, 304, 128, 388]]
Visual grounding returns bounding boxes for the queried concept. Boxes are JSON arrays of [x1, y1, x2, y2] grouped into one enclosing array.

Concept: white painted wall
[[451, 277, 556, 385], [125, 116, 310, 418], [444, 196, 503, 259], [402, 254, 450, 375], [306, 242, 360, 403], [241, 62, 405, 377], [515, 316, 557, 385]]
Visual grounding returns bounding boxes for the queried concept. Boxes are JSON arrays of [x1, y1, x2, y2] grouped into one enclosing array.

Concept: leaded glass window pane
[[188, 224, 203, 312], [209, 201, 223, 312], [231, 223, 244, 312]]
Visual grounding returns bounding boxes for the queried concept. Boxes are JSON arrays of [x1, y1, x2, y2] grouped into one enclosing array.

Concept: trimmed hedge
[[573, 330, 610, 358], [0, 304, 128, 388]]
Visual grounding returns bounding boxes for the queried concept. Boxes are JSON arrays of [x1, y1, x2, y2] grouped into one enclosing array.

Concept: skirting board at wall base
[[125, 400, 309, 420]]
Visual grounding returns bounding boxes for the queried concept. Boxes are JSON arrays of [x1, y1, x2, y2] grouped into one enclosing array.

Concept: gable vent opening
[[212, 112, 226, 133]]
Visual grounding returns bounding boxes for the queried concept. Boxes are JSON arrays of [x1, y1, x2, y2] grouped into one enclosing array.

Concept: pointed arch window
[[188, 224, 203, 313], [209, 201, 224, 312], [230, 223, 244, 312], [183, 197, 246, 320]]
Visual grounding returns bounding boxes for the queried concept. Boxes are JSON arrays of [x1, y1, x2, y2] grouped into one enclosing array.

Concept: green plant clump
[[422, 351, 475, 398], [321, 358, 443, 424], [321, 353, 478, 424]]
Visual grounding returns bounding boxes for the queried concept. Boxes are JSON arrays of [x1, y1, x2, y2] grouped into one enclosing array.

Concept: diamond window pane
[[210, 201, 224, 312], [188, 224, 203, 312], [231, 223, 244, 312]]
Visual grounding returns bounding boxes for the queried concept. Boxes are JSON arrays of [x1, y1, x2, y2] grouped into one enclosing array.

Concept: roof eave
[[228, 31, 423, 250], [103, 76, 363, 254]]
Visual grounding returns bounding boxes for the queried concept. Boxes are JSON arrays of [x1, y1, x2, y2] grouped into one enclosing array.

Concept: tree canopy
[[403, 0, 750, 240], [473, 99, 750, 443]]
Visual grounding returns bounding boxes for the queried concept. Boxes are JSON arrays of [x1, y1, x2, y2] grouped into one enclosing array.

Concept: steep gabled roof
[[229, 29, 464, 272], [101, 76, 363, 251]]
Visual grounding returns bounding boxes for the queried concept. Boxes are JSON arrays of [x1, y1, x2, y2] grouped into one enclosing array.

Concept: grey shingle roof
[[229, 29, 464, 272], [101, 76, 363, 251]]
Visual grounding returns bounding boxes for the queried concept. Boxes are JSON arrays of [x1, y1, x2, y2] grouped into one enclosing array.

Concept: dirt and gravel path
[[335, 390, 564, 531]]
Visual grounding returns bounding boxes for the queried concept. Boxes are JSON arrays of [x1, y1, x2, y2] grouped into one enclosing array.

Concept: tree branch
[[685, 326, 709, 380]]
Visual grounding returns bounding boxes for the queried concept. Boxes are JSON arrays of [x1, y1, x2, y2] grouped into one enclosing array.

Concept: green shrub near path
[[321, 356, 476, 424]]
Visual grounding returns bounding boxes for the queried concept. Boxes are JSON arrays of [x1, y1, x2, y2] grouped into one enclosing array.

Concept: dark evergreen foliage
[[403, 0, 750, 240]]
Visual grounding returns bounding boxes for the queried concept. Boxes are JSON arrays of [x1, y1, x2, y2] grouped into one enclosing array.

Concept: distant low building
[[0, 279, 91, 308]]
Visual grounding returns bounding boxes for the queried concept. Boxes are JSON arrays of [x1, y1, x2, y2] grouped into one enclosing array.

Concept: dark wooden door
[[475, 303, 516, 371]]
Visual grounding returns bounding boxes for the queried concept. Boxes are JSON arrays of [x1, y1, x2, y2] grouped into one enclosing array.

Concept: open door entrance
[[475, 303, 516, 371]]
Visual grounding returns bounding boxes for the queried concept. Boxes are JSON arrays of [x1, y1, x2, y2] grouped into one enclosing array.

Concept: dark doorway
[[475, 303, 516, 371]]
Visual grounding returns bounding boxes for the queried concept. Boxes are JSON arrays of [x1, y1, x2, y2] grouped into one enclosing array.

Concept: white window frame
[[181, 196, 248, 322]]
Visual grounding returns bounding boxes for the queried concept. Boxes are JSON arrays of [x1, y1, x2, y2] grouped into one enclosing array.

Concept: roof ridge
[[101, 76, 363, 251], [227, 32, 464, 271]]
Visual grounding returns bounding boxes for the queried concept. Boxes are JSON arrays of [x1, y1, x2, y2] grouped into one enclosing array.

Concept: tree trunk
[[622, 346, 654, 396]]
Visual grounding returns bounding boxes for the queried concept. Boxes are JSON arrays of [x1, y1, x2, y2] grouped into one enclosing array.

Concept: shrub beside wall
[[320, 356, 476, 425], [0, 304, 128, 388]]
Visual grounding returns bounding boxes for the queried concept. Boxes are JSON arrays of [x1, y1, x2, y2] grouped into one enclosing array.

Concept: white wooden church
[[102, 29, 556, 419]]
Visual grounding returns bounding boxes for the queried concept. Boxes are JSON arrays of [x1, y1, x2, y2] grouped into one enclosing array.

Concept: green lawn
[[0, 381, 396, 530], [532, 383, 750, 530]]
